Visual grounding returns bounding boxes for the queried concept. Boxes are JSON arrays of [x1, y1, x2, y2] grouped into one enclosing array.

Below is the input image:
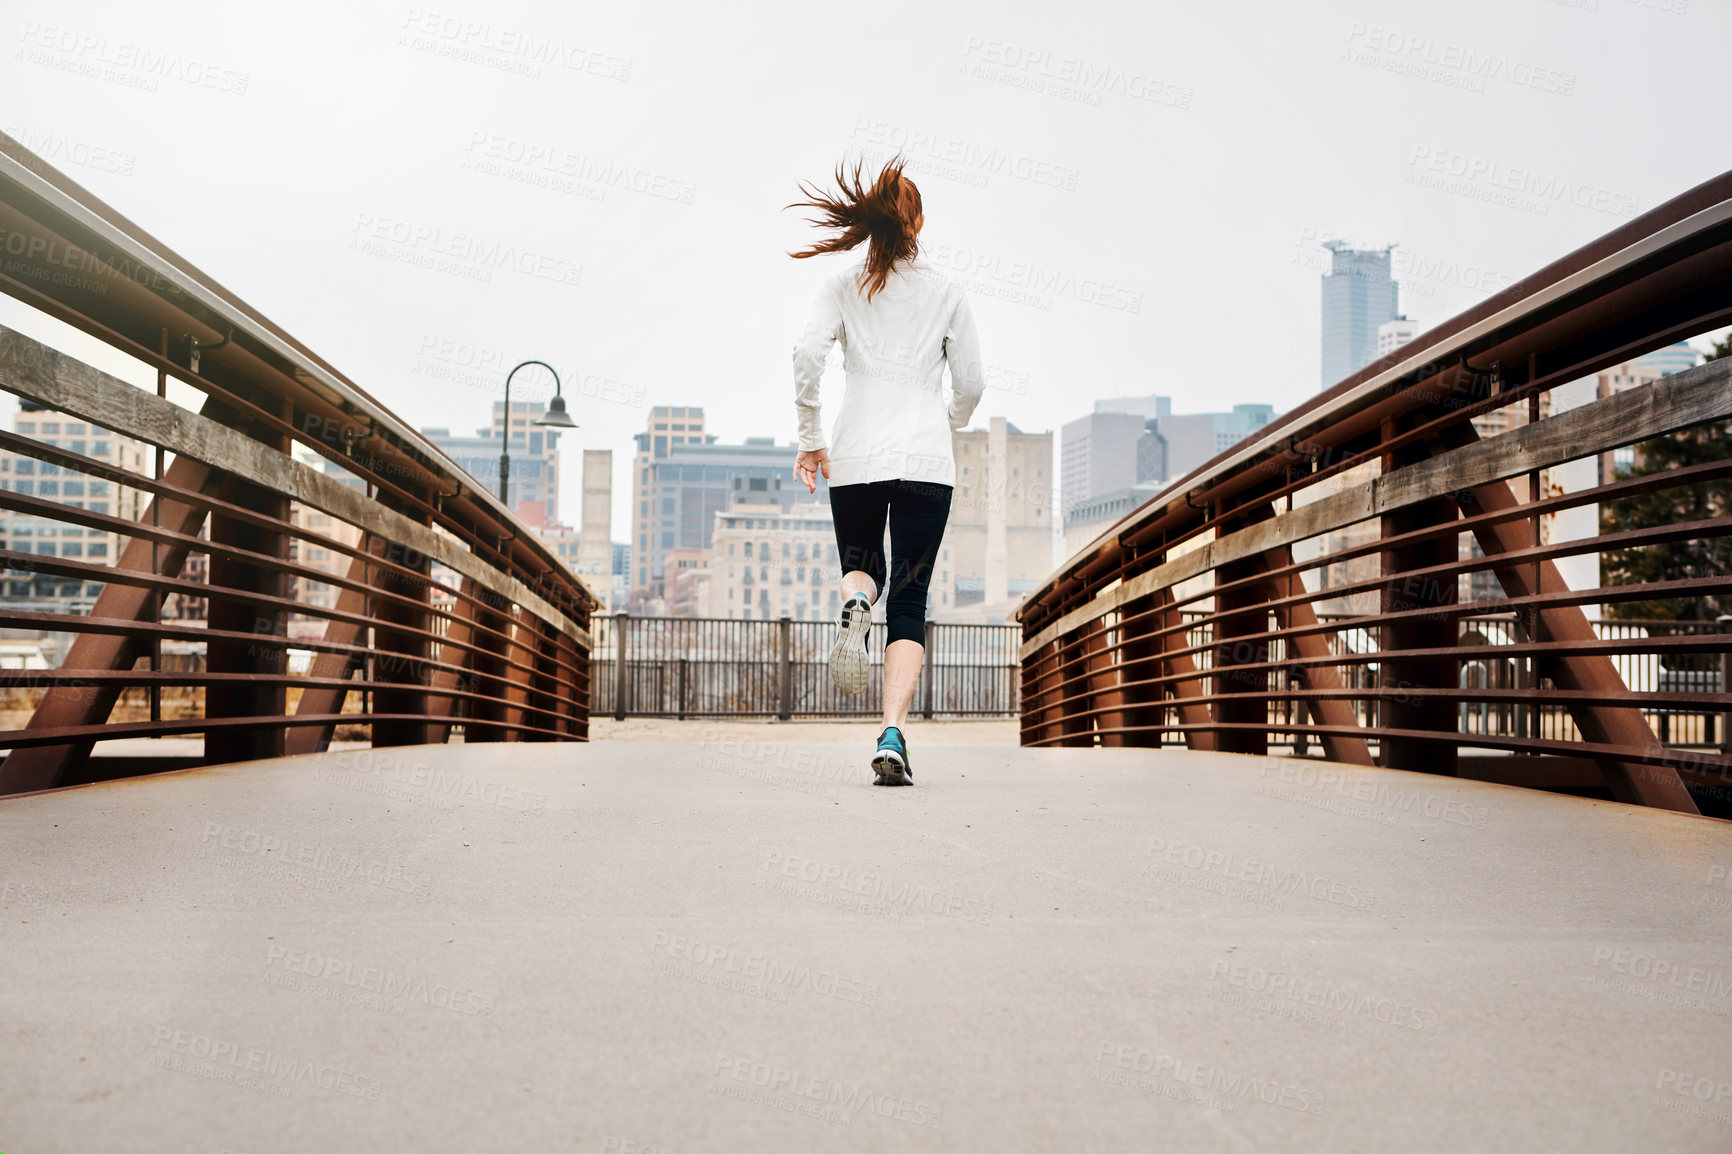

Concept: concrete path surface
[[4, 735, 1731, 1152]]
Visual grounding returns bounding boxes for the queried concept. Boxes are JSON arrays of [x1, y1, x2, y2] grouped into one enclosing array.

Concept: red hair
[[787, 155, 923, 302]]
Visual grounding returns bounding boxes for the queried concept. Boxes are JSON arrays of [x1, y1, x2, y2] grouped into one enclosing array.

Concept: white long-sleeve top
[[791, 256, 985, 488]]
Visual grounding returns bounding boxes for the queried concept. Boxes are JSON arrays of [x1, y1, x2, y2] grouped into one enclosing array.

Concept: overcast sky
[[1, 0, 1724, 534]]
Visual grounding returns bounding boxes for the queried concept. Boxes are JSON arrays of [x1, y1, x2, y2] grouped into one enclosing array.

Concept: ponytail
[[786, 155, 923, 303]]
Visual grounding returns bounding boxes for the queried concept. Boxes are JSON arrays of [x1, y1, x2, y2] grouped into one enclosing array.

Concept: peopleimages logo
[[199, 822, 433, 895], [959, 36, 1193, 110], [1095, 1041, 1326, 1115], [348, 212, 583, 287], [712, 1054, 941, 1127], [1260, 761, 1490, 828], [264, 943, 495, 1016], [760, 850, 993, 924], [848, 119, 1081, 190], [647, 931, 879, 1005], [1592, 947, 1732, 999], [1406, 146, 1640, 219], [149, 1026, 383, 1099], [398, 8, 632, 80], [1208, 960, 1441, 1033], [921, 242, 1142, 313], [1148, 836, 1376, 909], [1343, 23, 1576, 95], [2, 124, 136, 176], [462, 132, 696, 204], [16, 22, 252, 94]]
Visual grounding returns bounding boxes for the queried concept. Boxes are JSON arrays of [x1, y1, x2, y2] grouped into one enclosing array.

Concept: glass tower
[[1321, 242, 1400, 390]]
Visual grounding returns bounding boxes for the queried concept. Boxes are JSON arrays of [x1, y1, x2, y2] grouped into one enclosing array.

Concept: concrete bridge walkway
[[4, 724, 1731, 1152]]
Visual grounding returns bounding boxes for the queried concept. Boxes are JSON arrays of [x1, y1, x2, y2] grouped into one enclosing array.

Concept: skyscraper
[[1321, 241, 1400, 389]]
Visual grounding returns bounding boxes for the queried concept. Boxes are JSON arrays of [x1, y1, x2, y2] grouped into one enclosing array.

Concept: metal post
[[499, 370, 512, 505], [1719, 616, 1732, 756], [499, 360, 570, 507], [677, 657, 688, 721], [1528, 389, 1543, 744], [150, 327, 166, 728], [777, 615, 792, 721], [1513, 616, 1532, 743], [923, 620, 936, 720], [614, 611, 629, 721]]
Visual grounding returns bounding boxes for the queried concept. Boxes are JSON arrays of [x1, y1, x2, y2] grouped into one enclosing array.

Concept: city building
[[1303, 365, 1566, 616], [940, 417, 1054, 618], [1060, 410, 1147, 514], [636, 415, 1051, 625], [1060, 482, 1164, 568], [1064, 394, 1277, 514], [1378, 317, 1418, 358], [1091, 395, 1172, 422], [1543, 340, 1702, 611], [421, 400, 564, 528], [577, 449, 612, 578], [709, 477, 841, 622], [1321, 241, 1400, 389], [287, 472, 365, 643], [1060, 397, 1275, 566], [1140, 403, 1277, 487], [1582, 341, 1698, 485], [533, 525, 585, 570], [0, 402, 149, 621], [666, 548, 713, 618], [631, 406, 820, 609], [527, 448, 613, 607], [610, 542, 630, 613], [631, 405, 710, 601]]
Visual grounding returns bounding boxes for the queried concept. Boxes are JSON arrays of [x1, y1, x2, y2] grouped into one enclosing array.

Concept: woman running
[[787, 156, 985, 787]]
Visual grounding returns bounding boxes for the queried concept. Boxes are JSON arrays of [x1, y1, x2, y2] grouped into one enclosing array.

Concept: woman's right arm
[[792, 277, 842, 455]]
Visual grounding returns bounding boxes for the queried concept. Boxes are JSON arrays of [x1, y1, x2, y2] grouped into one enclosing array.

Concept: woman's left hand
[[795, 448, 830, 493]]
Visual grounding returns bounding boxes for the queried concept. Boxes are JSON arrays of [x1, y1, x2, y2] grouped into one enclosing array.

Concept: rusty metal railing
[[1018, 168, 1732, 816], [0, 132, 598, 795]]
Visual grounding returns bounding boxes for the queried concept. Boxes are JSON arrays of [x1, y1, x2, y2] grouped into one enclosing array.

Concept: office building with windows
[[0, 403, 149, 618], [421, 400, 563, 528], [1060, 410, 1148, 515], [1060, 397, 1275, 566], [1321, 241, 1400, 389], [709, 476, 842, 622], [631, 406, 822, 609]]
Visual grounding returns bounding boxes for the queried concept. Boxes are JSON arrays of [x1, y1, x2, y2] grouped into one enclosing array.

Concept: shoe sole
[[828, 601, 872, 695], [871, 748, 912, 787]]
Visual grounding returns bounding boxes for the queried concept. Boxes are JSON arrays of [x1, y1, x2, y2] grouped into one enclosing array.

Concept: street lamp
[[500, 359, 579, 505]]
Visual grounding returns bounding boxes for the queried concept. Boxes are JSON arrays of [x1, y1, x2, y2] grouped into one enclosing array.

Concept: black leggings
[[829, 479, 953, 646]]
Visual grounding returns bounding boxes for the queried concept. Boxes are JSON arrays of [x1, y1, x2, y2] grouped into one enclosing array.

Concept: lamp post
[[500, 359, 579, 505]]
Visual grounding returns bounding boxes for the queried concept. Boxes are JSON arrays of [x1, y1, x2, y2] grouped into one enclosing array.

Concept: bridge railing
[[0, 132, 599, 795], [592, 614, 1019, 719], [1019, 169, 1732, 815]]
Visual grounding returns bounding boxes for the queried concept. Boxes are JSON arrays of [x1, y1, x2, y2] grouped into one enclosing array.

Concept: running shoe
[[828, 593, 872, 694], [872, 726, 913, 786]]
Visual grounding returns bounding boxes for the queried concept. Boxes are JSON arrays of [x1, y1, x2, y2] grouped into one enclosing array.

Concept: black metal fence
[[591, 614, 1019, 719]]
